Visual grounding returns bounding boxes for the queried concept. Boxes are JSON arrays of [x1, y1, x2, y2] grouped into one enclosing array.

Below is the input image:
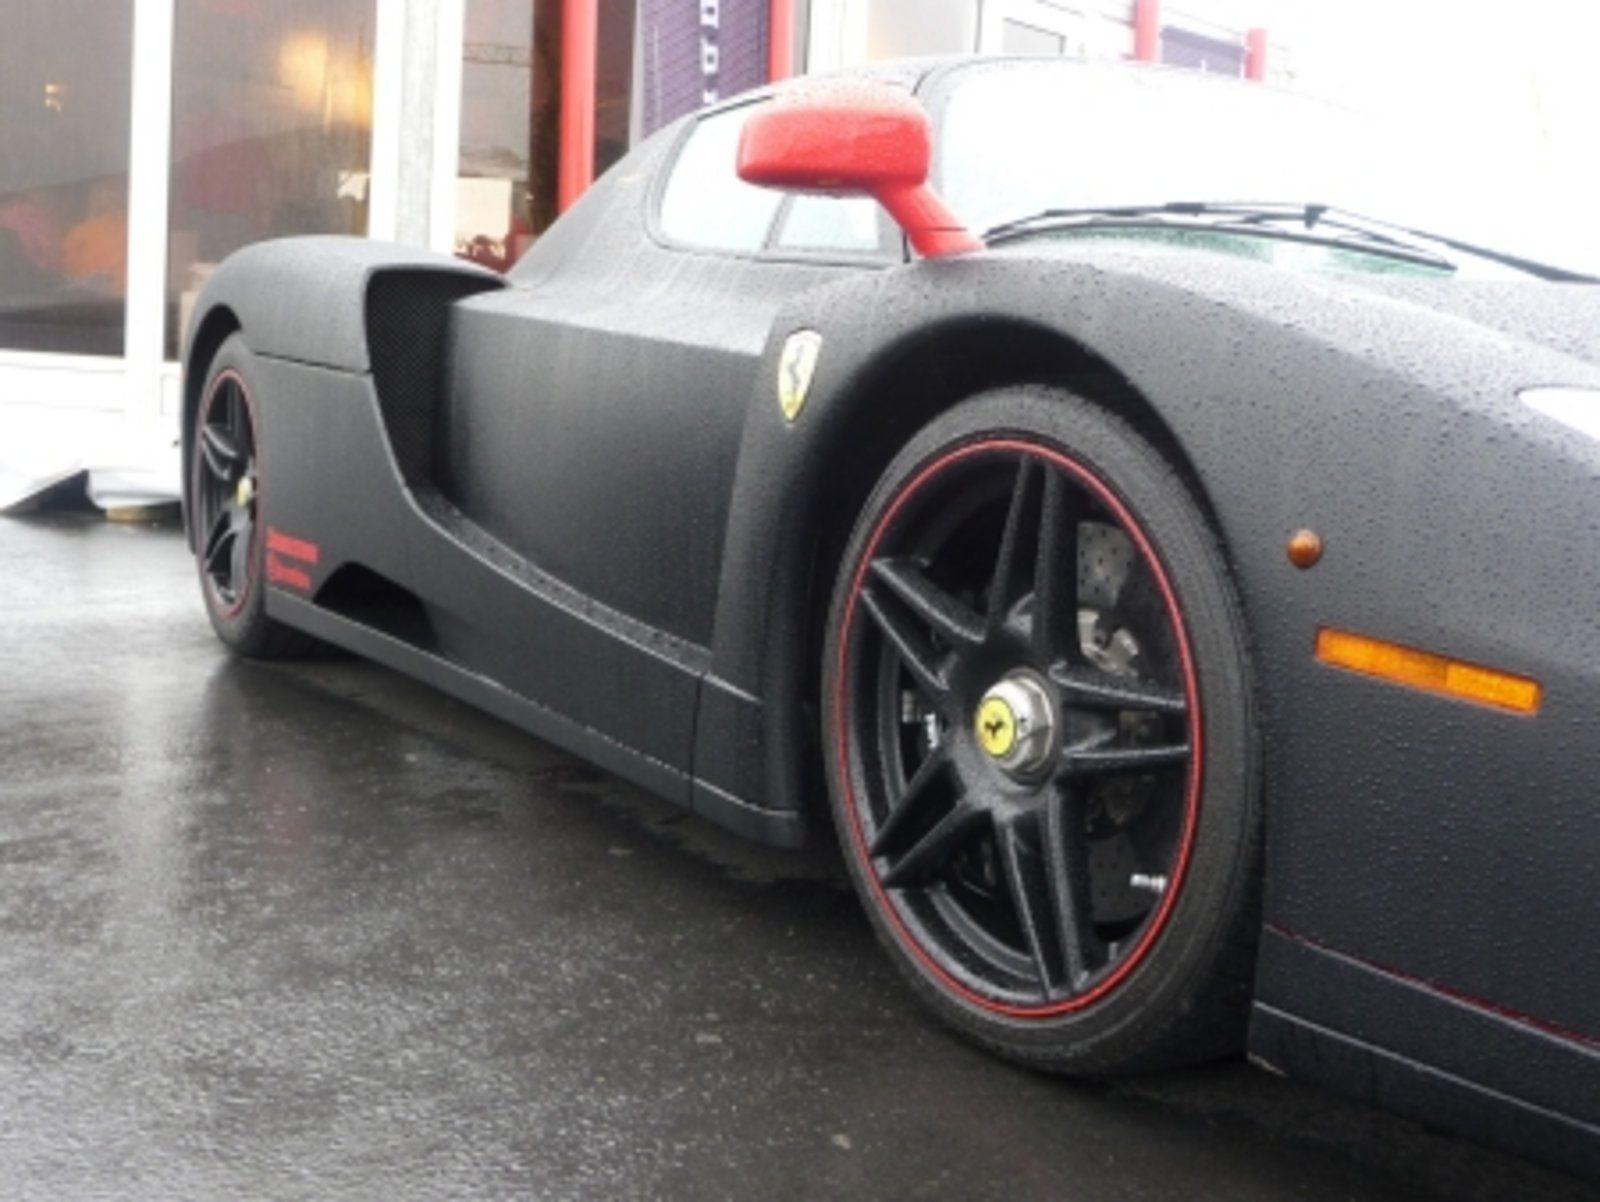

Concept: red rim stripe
[[834, 438, 1205, 1018]]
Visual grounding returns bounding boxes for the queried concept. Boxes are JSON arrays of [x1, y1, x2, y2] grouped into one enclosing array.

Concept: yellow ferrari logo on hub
[[777, 330, 822, 422], [976, 697, 1018, 758]]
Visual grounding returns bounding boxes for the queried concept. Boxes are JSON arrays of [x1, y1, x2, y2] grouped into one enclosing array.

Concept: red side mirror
[[737, 81, 982, 259]]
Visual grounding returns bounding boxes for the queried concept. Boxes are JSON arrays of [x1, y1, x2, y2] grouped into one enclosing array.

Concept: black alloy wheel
[[824, 388, 1259, 1073], [191, 334, 317, 660], [194, 368, 260, 618]]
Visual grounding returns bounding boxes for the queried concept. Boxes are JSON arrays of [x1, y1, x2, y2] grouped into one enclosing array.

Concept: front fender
[[709, 244, 1600, 1036]]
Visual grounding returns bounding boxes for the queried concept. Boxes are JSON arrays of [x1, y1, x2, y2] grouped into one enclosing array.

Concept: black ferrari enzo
[[181, 58, 1600, 1176]]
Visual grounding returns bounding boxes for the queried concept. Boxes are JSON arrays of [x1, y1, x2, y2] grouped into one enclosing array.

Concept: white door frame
[[124, 0, 177, 419], [370, 0, 408, 245], [428, 0, 467, 255]]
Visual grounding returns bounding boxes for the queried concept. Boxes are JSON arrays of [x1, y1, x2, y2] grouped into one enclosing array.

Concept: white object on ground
[[0, 404, 181, 513]]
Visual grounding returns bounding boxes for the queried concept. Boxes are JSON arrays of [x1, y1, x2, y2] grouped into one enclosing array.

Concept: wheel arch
[[709, 312, 1230, 837], [799, 316, 1223, 656], [181, 303, 243, 549]]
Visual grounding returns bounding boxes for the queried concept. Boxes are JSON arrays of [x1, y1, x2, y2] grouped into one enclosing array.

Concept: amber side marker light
[[1314, 628, 1542, 715]]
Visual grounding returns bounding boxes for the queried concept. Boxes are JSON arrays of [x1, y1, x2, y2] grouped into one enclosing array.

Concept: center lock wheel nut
[[974, 670, 1058, 779]]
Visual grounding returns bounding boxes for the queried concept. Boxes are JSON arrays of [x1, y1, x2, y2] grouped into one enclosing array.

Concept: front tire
[[821, 387, 1260, 1074], [191, 334, 317, 660]]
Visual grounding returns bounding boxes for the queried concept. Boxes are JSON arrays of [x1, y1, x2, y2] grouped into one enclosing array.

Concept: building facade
[[0, 0, 1283, 502]]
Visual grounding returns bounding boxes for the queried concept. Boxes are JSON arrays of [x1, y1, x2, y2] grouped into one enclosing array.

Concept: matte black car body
[[183, 58, 1600, 1176]]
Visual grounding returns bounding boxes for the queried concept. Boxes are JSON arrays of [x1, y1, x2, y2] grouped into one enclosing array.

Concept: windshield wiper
[[982, 202, 1455, 272], [1194, 202, 1599, 283], [984, 201, 1597, 282]]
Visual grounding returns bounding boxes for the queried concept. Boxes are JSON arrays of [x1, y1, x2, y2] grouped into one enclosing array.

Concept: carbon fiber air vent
[[365, 269, 503, 485]]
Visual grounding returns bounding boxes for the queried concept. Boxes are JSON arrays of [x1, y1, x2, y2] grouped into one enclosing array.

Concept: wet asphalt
[[0, 509, 1591, 1201]]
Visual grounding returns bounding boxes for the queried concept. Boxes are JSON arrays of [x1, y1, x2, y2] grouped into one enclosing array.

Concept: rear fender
[[181, 237, 505, 533]]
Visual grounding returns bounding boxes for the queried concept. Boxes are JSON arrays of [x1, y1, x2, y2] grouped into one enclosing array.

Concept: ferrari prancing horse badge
[[778, 330, 823, 422]]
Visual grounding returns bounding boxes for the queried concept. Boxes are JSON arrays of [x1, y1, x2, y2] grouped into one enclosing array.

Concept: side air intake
[[365, 268, 503, 486], [313, 563, 438, 652]]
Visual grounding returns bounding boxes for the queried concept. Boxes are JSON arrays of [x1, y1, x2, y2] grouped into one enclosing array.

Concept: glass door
[[451, 0, 639, 273], [0, 2, 137, 359], [455, 0, 560, 270], [165, 0, 379, 360]]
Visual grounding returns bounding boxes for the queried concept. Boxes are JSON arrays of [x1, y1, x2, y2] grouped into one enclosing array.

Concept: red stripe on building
[[1134, 0, 1161, 62], [768, 0, 795, 82], [1245, 28, 1268, 81], [558, 0, 599, 212]]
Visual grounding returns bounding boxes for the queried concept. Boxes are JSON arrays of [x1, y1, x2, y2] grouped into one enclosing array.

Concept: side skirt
[[1251, 1006, 1599, 1180], [273, 591, 689, 807], [269, 591, 807, 848], [1250, 927, 1600, 1180]]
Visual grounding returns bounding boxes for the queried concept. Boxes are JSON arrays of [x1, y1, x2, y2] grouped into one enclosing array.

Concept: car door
[[438, 98, 896, 771]]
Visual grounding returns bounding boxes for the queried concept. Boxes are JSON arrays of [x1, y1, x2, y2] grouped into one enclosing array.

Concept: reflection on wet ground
[[0, 512, 1588, 1199]]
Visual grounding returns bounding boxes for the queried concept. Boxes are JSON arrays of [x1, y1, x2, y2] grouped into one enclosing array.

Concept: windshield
[[934, 60, 1599, 277]]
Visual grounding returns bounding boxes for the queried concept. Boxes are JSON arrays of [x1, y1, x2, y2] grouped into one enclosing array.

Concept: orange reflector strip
[[1315, 628, 1542, 715]]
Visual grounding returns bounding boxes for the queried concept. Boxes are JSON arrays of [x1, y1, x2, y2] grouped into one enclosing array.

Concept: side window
[[658, 104, 784, 253], [773, 195, 888, 256]]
